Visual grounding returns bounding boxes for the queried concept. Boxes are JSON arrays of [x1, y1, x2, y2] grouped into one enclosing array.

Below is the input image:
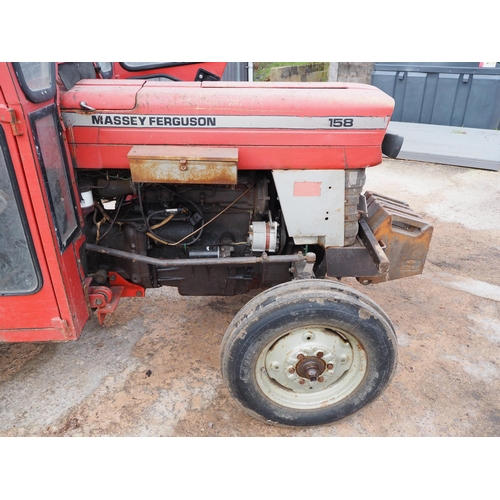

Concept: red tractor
[[0, 62, 432, 426]]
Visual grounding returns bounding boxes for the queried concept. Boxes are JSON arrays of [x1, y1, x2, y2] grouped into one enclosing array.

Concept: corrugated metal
[[222, 62, 249, 81], [371, 62, 500, 130]]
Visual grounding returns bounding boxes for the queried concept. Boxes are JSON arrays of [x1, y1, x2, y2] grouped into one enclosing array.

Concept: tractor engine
[[78, 169, 297, 295]]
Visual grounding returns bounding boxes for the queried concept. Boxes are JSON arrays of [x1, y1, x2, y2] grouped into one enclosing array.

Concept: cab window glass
[[121, 62, 185, 70], [30, 106, 78, 251], [0, 129, 40, 295], [97, 62, 113, 78], [13, 62, 56, 103], [122, 62, 168, 67]]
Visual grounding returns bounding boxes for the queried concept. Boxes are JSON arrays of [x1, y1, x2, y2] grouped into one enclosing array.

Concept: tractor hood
[[61, 80, 395, 171]]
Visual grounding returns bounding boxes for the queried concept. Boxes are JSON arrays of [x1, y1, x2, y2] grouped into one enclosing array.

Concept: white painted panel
[[63, 113, 388, 130], [272, 170, 345, 247]]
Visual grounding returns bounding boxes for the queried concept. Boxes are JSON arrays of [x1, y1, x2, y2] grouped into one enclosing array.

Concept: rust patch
[[128, 145, 238, 184]]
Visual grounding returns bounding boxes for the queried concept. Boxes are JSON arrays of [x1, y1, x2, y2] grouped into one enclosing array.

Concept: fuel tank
[[60, 80, 395, 171]]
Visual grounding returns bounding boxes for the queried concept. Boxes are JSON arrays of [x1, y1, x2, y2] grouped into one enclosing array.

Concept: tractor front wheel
[[220, 279, 398, 426]]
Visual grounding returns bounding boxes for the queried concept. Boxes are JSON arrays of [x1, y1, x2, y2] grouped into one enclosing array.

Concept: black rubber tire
[[220, 279, 398, 426]]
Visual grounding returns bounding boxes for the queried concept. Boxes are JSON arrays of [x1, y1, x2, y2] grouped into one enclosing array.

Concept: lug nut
[[318, 377, 324, 383], [299, 379, 306, 385], [317, 352, 324, 358], [288, 367, 295, 374], [297, 354, 305, 361], [327, 363, 334, 370]]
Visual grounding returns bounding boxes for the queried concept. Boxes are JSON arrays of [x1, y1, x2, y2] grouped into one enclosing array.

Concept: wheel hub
[[262, 327, 357, 395], [296, 356, 326, 381]]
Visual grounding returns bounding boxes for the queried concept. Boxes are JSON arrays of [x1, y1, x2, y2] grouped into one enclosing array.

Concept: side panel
[[272, 170, 345, 247]]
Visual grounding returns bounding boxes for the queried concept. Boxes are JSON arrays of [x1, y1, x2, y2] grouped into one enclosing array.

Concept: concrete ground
[[1, 158, 499, 437]]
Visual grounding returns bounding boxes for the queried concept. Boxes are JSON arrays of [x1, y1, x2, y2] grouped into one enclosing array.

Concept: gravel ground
[[1, 158, 499, 438]]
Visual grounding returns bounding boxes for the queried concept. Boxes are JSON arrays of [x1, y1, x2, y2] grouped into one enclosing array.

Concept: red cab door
[[0, 62, 89, 342]]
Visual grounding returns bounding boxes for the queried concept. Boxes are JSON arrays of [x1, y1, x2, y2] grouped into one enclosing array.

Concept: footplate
[[359, 191, 433, 284]]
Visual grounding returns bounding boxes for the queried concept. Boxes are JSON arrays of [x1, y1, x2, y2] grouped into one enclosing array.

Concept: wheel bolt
[[306, 369, 318, 382], [317, 352, 324, 358], [327, 363, 334, 370], [297, 354, 305, 361], [288, 367, 295, 374], [299, 379, 306, 385], [318, 377, 324, 383]]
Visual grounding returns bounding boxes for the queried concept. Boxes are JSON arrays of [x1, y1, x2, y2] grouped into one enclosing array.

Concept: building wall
[[225, 62, 376, 84], [336, 63, 375, 84], [268, 63, 328, 82]]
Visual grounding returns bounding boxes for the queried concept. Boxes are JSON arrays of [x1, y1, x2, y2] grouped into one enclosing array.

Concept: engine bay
[[79, 170, 299, 295]]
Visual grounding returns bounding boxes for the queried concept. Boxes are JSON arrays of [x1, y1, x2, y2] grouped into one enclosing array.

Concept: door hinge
[[0, 106, 25, 136]]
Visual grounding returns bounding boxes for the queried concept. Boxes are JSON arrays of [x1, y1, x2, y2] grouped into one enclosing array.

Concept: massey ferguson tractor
[[0, 62, 433, 426]]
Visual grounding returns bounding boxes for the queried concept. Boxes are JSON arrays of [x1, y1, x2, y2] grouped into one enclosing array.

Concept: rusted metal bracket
[[0, 106, 24, 136], [362, 191, 433, 282], [358, 218, 390, 274], [290, 252, 316, 279]]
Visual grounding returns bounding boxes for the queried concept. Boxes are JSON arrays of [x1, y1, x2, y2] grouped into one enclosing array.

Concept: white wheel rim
[[255, 326, 367, 410]]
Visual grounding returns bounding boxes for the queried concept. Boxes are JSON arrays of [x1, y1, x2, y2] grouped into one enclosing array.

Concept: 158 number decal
[[329, 118, 354, 128]]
